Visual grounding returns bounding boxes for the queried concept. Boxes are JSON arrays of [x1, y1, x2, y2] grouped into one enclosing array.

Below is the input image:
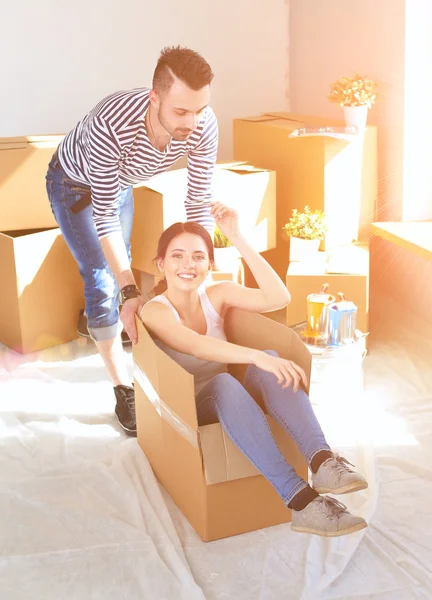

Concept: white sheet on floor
[[1, 300, 431, 599]]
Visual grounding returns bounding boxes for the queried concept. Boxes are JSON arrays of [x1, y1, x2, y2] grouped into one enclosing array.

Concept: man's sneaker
[[114, 385, 137, 436], [77, 310, 131, 346], [291, 496, 367, 537], [312, 453, 368, 495]]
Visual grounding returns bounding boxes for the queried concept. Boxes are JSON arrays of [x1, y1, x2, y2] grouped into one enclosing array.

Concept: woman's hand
[[210, 202, 241, 242], [252, 351, 308, 392]]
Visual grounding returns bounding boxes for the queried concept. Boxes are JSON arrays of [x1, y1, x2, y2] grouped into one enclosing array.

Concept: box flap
[[221, 164, 269, 175], [326, 244, 369, 275], [134, 318, 199, 434], [225, 308, 311, 393], [0, 135, 64, 150], [264, 112, 343, 127], [288, 256, 328, 276], [235, 115, 280, 123], [201, 415, 301, 484], [215, 160, 248, 169]]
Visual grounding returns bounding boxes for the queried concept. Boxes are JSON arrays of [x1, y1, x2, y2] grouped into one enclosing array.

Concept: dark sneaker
[[291, 496, 367, 537], [114, 385, 137, 436], [77, 310, 131, 346]]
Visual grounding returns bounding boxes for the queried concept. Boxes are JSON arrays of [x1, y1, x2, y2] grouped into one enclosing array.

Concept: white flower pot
[[289, 236, 321, 262], [343, 105, 369, 130], [214, 246, 241, 272]]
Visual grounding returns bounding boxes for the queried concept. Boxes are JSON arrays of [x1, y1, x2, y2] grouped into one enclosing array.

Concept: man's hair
[[152, 46, 214, 94]]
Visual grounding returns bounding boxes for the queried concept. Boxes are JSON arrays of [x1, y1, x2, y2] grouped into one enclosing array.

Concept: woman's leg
[[242, 351, 331, 467], [195, 372, 309, 505]]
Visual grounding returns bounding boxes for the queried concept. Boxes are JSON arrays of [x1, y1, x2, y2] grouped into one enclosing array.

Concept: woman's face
[[159, 232, 211, 291]]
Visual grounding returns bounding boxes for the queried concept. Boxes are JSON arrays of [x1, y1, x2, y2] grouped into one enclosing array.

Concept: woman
[[140, 202, 368, 537]]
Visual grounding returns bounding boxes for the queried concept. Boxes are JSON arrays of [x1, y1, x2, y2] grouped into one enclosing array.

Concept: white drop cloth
[[1, 298, 431, 599]]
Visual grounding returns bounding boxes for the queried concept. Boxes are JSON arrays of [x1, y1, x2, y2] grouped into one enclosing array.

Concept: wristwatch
[[119, 284, 142, 304]]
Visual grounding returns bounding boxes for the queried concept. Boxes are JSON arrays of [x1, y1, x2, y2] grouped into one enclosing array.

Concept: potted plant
[[213, 225, 240, 273], [282, 206, 327, 262], [328, 72, 377, 130]]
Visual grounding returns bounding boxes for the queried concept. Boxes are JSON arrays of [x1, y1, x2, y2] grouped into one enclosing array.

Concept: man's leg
[[46, 155, 136, 434]]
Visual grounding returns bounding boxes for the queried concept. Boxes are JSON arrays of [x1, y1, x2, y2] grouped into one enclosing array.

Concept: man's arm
[[87, 115, 136, 288], [88, 115, 141, 342], [185, 108, 218, 236]]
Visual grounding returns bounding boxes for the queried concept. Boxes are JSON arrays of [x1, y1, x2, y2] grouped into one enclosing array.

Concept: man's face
[[152, 76, 210, 141]]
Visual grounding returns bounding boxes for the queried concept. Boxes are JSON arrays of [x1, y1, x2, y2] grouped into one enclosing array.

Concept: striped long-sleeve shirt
[[57, 87, 218, 239]]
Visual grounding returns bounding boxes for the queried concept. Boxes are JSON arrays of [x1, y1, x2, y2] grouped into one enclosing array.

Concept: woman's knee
[[212, 372, 241, 390]]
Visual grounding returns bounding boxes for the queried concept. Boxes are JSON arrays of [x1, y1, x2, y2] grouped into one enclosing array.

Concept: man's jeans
[[46, 152, 134, 341], [195, 351, 331, 505]]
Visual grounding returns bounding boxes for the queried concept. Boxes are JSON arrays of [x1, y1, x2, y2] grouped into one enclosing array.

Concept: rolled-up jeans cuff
[[284, 481, 310, 507], [88, 321, 123, 342]]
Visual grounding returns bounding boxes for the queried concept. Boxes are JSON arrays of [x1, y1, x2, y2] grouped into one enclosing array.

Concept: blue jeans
[[195, 351, 331, 505], [46, 151, 134, 341]]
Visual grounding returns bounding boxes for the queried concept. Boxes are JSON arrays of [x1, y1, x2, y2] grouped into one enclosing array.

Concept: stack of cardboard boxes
[[0, 136, 84, 354], [130, 161, 277, 294], [233, 112, 376, 335]]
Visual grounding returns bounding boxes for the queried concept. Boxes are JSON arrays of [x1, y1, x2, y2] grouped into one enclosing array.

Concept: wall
[[0, 0, 290, 160], [403, 0, 432, 220], [289, 0, 407, 222]]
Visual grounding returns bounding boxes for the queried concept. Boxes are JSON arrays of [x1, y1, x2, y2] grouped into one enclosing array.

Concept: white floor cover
[[1, 299, 432, 599]]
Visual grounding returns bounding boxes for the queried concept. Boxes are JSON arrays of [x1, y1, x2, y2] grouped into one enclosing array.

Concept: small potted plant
[[328, 72, 377, 130], [213, 225, 240, 273], [282, 206, 327, 262]]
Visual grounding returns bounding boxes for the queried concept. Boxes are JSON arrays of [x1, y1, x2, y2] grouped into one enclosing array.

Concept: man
[[46, 46, 218, 436]]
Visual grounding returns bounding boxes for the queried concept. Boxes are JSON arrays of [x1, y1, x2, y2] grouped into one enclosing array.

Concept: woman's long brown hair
[[149, 222, 215, 297]]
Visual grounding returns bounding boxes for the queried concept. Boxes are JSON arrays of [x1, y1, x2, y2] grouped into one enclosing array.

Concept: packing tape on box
[[133, 360, 199, 449]]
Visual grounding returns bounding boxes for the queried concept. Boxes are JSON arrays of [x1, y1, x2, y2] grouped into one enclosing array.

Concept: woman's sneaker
[[291, 496, 367, 537], [312, 453, 368, 495]]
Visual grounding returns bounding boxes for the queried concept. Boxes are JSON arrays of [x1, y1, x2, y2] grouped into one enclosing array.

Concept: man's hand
[[120, 296, 145, 345]]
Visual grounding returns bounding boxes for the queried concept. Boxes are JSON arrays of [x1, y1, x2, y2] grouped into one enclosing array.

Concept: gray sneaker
[[291, 496, 367, 537], [312, 453, 368, 495]]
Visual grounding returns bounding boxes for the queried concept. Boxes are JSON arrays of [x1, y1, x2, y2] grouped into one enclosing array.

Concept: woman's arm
[[141, 302, 259, 364], [140, 302, 307, 390], [210, 202, 291, 313]]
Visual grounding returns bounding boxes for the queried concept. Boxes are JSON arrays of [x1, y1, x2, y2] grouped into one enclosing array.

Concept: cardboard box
[[0, 227, 84, 353], [134, 308, 310, 541], [233, 112, 377, 278], [131, 163, 276, 274], [285, 245, 369, 333], [0, 135, 64, 231]]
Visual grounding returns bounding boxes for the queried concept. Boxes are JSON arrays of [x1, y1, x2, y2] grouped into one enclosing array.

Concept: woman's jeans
[[45, 151, 134, 341], [195, 351, 331, 505]]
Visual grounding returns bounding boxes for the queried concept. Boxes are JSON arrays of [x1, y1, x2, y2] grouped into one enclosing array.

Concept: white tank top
[[146, 285, 228, 395]]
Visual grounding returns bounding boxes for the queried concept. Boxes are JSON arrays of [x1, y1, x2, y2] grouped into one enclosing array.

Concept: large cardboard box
[[134, 308, 310, 541], [285, 245, 369, 333], [0, 227, 84, 354], [131, 163, 276, 274], [233, 112, 377, 279], [0, 135, 64, 231]]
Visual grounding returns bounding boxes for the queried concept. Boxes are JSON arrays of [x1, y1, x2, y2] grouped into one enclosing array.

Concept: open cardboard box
[[0, 227, 84, 354], [0, 135, 64, 231], [134, 308, 310, 541], [130, 162, 276, 274]]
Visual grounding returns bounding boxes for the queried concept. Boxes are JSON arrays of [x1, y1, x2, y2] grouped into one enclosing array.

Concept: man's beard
[[157, 109, 193, 141]]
